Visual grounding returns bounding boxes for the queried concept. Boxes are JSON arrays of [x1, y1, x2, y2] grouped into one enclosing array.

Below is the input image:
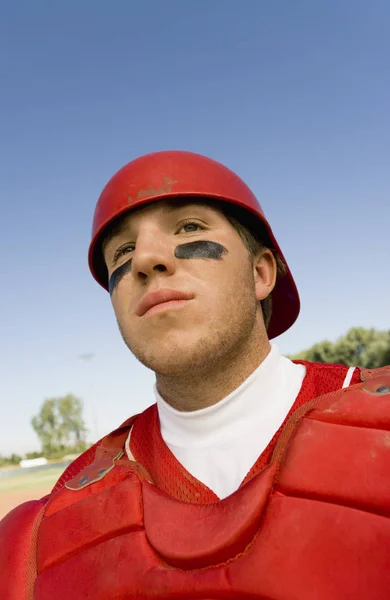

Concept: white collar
[[155, 344, 284, 446]]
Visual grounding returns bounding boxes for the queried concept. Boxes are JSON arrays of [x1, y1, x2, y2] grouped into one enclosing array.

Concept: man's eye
[[113, 244, 135, 263], [179, 221, 204, 233]]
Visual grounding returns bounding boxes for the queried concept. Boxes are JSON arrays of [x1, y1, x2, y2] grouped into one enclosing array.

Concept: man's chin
[[139, 354, 197, 376], [129, 343, 209, 376]]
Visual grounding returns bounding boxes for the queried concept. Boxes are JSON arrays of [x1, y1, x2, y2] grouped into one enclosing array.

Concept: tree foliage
[[25, 451, 44, 460], [0, 454, 22, 467], [290, 327, 390, 368], [31, 394, 88, 458]]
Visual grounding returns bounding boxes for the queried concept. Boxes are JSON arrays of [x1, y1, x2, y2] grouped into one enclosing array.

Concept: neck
[[156, 334, 271, 412]]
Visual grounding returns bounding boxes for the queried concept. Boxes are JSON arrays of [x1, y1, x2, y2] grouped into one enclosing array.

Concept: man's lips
[[136, 289, 194, 317]]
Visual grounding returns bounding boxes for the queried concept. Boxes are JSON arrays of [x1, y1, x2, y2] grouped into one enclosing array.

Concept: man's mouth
[[136, 289, 194, 317]]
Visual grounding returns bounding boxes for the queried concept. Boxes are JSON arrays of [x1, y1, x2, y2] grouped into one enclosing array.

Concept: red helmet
[[89, 150, 299, 339]]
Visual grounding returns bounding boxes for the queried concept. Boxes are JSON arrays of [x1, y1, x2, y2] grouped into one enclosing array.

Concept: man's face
[[103, 200, 275, 376]]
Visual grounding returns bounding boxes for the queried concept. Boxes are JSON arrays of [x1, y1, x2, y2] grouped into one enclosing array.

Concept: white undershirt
[[155, 344, 306, 499]]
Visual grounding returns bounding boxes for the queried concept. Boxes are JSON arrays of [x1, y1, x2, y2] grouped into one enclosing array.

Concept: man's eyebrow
[[102, 222, 129, 251], [102, 201, 212, 249]]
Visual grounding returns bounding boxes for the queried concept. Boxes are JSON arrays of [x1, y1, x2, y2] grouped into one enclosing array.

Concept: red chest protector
[[1, 363, 390, 600]]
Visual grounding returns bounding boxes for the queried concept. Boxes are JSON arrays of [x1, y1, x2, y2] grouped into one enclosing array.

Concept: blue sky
[[1, 1, 389, 454]]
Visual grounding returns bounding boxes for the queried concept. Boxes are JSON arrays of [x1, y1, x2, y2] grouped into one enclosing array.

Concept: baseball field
[[0, 466, 67, 519]]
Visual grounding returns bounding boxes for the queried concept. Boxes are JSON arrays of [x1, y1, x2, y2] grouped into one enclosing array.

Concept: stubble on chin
[[118, 296, 260, 380]]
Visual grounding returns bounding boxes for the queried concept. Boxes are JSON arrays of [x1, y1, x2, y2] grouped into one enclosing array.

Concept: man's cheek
[[109, 259, 132, 295]]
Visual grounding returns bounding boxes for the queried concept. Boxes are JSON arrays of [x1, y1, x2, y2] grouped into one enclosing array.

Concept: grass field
[[0, 467, 66, 519]]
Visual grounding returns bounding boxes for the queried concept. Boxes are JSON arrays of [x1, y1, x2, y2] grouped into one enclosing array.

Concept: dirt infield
[[0, 466, 67, 520], [0, 488, 51, 519]]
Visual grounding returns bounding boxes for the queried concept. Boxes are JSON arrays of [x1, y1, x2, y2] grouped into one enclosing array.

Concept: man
[[1, 150, 390, 599]]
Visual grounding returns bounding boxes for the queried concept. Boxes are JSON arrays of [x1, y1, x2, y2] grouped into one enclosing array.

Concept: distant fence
[[0, 460, 72, 479], [20, 457, 48, 468]]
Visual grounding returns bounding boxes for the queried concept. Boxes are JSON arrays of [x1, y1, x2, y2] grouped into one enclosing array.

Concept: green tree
[[31, 394, 88, 458], [0, 454, 22, 467], [25, 451, 44, 460], [290, 327, 390, 368]]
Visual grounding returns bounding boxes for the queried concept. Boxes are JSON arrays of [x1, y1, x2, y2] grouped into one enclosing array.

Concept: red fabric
[[0, 499, 47, 600], [3, 365, 390, 600], [130, 362, 361, 502], [243, 361, 360, 482]]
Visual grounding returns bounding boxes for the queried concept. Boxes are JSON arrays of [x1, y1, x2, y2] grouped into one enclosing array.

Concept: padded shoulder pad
[[360, 365, 390, 381], [0, 498, 47, 600]]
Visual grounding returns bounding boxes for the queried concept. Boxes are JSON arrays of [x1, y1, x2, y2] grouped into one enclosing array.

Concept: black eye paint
[[174, 241, 228, 260], [109, 259, 132, 295], [108, 242, 227, 294]]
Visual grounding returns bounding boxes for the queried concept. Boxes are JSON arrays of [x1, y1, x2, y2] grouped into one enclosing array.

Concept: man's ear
[[253, 249, 277, 302]]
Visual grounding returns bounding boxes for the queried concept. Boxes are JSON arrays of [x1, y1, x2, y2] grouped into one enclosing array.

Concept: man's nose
[[131, 231, 176, 282]]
